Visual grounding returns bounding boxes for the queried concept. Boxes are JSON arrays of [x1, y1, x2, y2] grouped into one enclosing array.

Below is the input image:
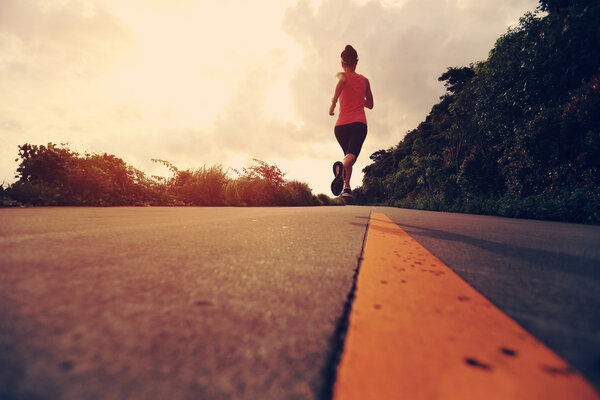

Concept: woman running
[[329, 44, 374, 198]]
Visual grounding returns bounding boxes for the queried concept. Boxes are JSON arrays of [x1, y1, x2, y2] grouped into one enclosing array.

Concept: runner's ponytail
[[341, 45, 358, 66]]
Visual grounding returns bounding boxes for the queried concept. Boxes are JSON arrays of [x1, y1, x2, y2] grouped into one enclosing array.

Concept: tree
[[357, 1, 600, 223]]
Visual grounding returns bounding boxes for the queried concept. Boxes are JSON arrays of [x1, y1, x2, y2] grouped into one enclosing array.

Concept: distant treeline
[[353, 0, 600, 224], [0, 143, 342, 207]]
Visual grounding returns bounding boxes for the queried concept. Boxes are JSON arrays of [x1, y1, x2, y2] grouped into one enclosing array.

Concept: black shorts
[[335, 122, 367, 158]]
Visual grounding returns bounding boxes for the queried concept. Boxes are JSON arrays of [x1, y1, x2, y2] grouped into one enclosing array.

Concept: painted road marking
[[333, 212, 599, 400]]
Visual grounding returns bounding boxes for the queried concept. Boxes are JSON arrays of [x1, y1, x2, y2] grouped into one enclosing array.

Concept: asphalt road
[[1, 206, 599, 399], [0, 206, 370, 400]]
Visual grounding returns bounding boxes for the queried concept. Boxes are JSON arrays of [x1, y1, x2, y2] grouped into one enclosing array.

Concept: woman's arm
[[329, 72, 346, 116], [365, 78, 374, 110]]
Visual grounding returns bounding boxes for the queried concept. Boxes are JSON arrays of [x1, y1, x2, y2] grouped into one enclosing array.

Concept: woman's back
[[337, 72, 367, 127]]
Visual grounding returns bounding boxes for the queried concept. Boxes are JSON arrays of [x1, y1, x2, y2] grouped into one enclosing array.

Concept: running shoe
[[331, 161, 344, 196], [341, 187, 353, 198]]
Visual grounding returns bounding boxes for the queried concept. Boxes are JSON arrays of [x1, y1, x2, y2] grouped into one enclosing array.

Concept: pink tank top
[[336, 73, 368, 127]]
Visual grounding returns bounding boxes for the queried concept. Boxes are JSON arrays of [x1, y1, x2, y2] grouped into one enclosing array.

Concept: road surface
[[1, 206, 599, 399]]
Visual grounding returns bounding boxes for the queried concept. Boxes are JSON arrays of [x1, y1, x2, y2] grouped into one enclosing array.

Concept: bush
[[0, 184, 21, 207], [5, 144, 335, 208], [225, 177, 275, 206], [278, 181, 318, 206], [170, 166, 228, 206], [9, 143, 156, 206], [8, 181, 62, 206]]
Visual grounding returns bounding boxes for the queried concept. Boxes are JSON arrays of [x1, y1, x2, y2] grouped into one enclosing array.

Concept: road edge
[[318, 209, 372, 400]]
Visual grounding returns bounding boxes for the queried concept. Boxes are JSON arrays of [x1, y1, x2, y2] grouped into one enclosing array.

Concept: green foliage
[[225, 176, 275, 206], [438, 66, 476, 94], [242, 159, 286, 188], [0, 184, 21, 207], [155, 161, 228, 206], [357, 1, 600, 224], [8, 143, 151, 206], [3, 144, 340, 207], [223, 160, 323, 206], [278, 181, 319, 206], [310, 192, 344, 206]]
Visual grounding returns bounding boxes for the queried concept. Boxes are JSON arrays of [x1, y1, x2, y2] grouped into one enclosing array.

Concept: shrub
[[170, 166, 228, 206], [278, 181, 317, 206], [6, 145, 339, 208]]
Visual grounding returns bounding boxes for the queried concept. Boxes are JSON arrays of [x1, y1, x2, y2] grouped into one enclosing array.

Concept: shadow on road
[[395, 223, 600, 280]]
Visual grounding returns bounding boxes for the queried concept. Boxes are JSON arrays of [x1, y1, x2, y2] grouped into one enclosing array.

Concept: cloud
[[212, 60, 317, 161], [0, 0, 133, 81], [0, 0, 134, 137], [0, 0, 135, 183]]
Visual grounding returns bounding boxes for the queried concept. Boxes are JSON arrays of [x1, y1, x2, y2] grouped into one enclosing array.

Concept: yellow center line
[[333, 212, 599, 400]]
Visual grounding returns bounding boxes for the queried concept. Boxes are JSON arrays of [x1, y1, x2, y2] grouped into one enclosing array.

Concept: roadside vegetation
[[353, 0, 599, 224], [1, 143, 343, 207]]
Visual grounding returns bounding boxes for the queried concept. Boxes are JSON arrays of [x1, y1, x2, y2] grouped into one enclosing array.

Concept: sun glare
[[102, 1, 302, 129]]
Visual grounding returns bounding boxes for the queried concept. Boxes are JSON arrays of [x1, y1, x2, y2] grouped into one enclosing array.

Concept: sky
[[0, 0, 541, 195]]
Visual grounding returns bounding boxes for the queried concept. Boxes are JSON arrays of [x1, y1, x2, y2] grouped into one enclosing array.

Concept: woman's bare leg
[[343, 153, 356, 188]]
